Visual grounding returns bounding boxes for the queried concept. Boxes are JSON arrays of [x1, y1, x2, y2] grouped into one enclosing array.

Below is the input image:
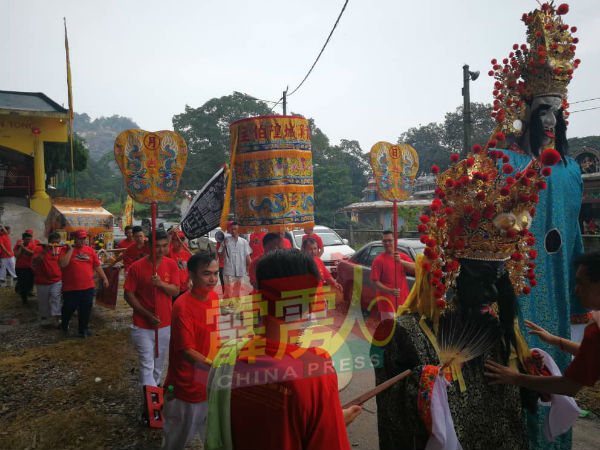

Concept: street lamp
[[462, 64, 479, 156]]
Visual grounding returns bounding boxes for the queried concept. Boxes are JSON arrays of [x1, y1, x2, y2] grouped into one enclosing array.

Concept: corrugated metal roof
[[0, 90, 68, 114]]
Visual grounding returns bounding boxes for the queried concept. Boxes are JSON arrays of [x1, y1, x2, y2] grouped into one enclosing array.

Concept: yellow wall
[[0, 113, 68, 216], [0, 115, 68, 155]]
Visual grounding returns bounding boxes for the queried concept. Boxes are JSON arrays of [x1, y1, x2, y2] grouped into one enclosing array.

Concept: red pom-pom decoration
[[431, 165, 440, 174], [523, 286, 531, 295], [436, 218, 446, 227], [503, 164, 514, 174], [422, 262, 431, 272], [528, 250, 538, 259], [475, 191, 486, 201], [443, 207, 454, 215], [541, 148, 561, 166], [530, 279, 538, 287], [506, 176, 516, 186], [541, 167, 552, 176], [536, 180, 547, 190], [556, 3, 569, 15], [417, 224, 428, 233], [420, 235, 428, 244], [436, 299, 446, 308], [488, 140, 498, 148], [466, 157, 475, 167], [472, 144, 482, 154], [526, 169, 537, 178], [419, 215, 430, 224], [511, 252, 523, 261], [526, 236, 536, 246], [424, 248, 438, 260], [494, 132, 506, 141], [426, 238, 437, 248], [450, 153, 460, 163]]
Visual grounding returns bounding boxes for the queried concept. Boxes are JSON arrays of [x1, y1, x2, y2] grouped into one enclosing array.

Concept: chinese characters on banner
[[181, 167, 226, 239]]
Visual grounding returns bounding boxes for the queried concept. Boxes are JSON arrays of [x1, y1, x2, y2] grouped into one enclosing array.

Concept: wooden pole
[[393, 200, 398, 310], [151, 202, 158, 357]]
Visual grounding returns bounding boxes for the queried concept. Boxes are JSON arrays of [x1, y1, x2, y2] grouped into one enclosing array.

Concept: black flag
[[181, 167, 225, 239]]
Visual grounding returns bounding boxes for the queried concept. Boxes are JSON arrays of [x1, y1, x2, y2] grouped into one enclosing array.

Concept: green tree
[[44, 133, 88, 179], [399, 122, 450, 174], [173, 92, 272, 190], [442, 102, 496, 153]]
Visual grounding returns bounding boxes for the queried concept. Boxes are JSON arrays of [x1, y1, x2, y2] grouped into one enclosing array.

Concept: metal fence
[[333, 228, 420, 249]]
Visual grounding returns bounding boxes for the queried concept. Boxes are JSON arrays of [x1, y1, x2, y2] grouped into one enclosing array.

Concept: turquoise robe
[[503, 149, 585, 450]]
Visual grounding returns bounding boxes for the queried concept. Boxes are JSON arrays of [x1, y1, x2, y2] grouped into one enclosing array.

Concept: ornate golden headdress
[[488, 2, 580, 137], [419, 144, 561, 307]]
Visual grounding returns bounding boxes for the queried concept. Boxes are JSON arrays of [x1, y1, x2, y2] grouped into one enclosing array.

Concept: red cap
[[25, 229, 33, 234], [74, 229, 87, 239]]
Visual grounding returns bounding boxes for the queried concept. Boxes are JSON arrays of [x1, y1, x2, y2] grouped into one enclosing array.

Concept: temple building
[[0, 90, 69, 216]]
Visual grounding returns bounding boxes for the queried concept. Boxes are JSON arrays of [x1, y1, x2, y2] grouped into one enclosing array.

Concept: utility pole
[[462, 64, 479, 157], [282, 90, 287, 116]]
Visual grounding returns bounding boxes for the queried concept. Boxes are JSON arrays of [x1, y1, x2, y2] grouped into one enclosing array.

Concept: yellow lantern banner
[[114, 129, 188, 204], [369, 142, 419, 201]]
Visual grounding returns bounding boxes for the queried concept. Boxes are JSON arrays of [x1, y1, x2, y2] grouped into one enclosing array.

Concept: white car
[[287, 226, 354, 277]]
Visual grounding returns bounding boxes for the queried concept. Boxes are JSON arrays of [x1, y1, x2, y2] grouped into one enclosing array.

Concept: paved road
[[337, 334, 600, 450]]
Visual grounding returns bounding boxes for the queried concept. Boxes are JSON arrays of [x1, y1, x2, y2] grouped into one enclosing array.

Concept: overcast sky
[[4, 0, 600, 152]]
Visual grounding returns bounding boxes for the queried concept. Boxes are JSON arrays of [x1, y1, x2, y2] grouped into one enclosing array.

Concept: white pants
[[161, 398, 208, 450], [37, 281, 63, 317], [0, 257, 16, 281], [130, 325, 171, 387], [224, 275, 243, 299]]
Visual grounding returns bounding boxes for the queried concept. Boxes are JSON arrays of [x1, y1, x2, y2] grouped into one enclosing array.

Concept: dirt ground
[[1, 282, 599, 450]]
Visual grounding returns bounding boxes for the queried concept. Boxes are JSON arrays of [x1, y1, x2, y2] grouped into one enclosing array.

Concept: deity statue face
[[520, 95, 568, 160], [530, 95, 563, 148]]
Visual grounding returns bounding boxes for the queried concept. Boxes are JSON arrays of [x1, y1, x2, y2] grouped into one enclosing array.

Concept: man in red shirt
[[302, 226, 324, 257], [118, 225, 135, 249], [32, 232, 63, 327], [169, 230, 192, 300], [248, 232, 283, 289], [370, 230, 415, 319], [59, 229, 109, 338], [486, 251, 600, 395], [14, 232, 36, 304], [206, 250, 359, 450], [301, 237, 342, 292], [0, 225, 16, 288], [124, 229, 180, 389], [122, 226, 150, 271], [162, 251, 220, 450], [279, 232, 293, 249], [249, 229, 266, 261], [25, 229, 40, 245]]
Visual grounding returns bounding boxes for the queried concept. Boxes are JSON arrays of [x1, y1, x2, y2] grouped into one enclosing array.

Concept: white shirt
[[219, 235, 251, 277]]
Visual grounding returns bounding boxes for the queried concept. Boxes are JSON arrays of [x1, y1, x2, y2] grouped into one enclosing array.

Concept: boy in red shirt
[[118, 225, 135, 249], [302, 226, 324, 257], [370, 230, 415, 319], [162, 251, 220, 450], [206, 250, 360, 450], [122, 226, 150, 270], [59, 229, 109, 337], [14, 232, 36, 304], [124, 229, 180, 389], [486, 251, 600, 395], [169, 230, 192, 300], [249, 229, 266, 261], [0, 225, 16, 288], [301, 237, 342, 292], [32, 232, 63, 327]]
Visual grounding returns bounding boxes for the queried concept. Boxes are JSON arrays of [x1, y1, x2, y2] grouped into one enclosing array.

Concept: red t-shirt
[[123, 243, 150, 270], [59, 245, 100, 292], [249, 231, 266, 261], [302, 233, 324, 249], [123, 256, 179, 329], [32, 246, 62, 285], [164, 290, 220, 403], [14, 241, 37, 268], [564, 322, 600, 386], [314, 256, 334, 285], [283, 238, 292, 249], [169, 246, 191, 292], [230, 339, 350, 450], [0, 234, 13, 258], [370, 252, 413, 309], [117, 238, 135, 249]]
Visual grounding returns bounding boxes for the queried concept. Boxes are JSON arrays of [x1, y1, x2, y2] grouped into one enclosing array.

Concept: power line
[[287, 0, 349, 98], [570, 106, 600, 114], [570, 97, 600, 105]]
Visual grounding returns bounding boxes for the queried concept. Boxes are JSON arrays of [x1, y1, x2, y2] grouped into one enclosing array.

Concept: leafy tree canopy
[[44, 132, 88, 179]]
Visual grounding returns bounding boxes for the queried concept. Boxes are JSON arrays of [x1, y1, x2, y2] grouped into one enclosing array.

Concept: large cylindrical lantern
[[229, 115, 314, 233]]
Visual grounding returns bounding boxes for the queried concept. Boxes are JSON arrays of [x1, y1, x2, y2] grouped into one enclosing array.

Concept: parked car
[[335, 238, 425, 312], [285, 225, 354, 277], [189, 228, 220, 252]]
